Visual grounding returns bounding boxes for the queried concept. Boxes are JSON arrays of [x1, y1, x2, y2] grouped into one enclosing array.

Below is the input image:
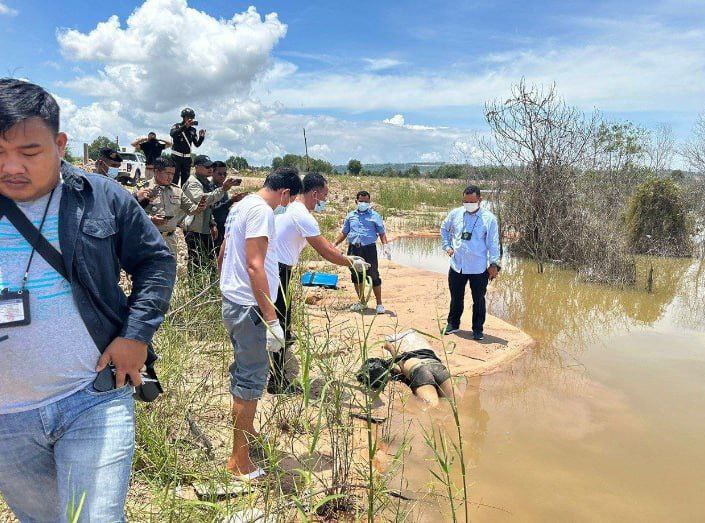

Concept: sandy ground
[[301, 259, 535, 380]]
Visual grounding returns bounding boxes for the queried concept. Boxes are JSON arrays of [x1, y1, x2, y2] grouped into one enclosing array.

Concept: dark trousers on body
[[447, 268, 489, 333], [184, 232, 214, 273], [172, 155, 192, 186], [270, 263, 293, 391]]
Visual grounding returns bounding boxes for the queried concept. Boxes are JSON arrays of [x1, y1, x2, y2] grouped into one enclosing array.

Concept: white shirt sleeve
[[244, 202, 273, 239], [294, 207, 321, 238]]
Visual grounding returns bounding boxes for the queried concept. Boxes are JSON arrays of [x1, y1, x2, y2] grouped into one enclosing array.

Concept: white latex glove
[[347, 255, 371, 272], [265, 319, 285, 353], [383, 246, 392, 260]]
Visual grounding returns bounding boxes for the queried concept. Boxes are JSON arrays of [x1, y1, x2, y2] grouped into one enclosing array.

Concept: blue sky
[[1, 0, 704, 165]]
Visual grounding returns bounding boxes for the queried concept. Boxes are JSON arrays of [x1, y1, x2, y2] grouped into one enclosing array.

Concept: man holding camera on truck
[[170, 107, 205, 186]]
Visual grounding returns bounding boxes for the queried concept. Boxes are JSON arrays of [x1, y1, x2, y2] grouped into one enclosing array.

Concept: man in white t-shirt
[[269, 172, 370, 394], [219, 167, 303, 479]]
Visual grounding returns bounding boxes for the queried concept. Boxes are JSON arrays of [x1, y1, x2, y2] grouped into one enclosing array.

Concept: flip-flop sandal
[[192, 468, 267, 499], [233, 467, 267, 483]]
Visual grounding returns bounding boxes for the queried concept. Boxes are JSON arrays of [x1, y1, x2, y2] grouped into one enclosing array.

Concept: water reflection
[[387, 236, 705, 521], [390, 236, 703, 346]]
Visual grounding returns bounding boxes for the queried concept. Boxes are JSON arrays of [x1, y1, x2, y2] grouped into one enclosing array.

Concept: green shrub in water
[[625, 177, 693, 256]]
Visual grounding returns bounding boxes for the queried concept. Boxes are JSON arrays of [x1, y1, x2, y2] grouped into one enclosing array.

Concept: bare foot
[[226, 454, 259, 477]]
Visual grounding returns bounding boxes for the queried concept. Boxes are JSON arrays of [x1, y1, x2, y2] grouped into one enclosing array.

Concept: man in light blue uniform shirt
[[440, 185, 501, 339], [334, 190, 390, 314]]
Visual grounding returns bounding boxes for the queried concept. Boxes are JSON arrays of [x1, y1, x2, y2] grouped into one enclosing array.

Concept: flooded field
[[388, 237, 705, 522]]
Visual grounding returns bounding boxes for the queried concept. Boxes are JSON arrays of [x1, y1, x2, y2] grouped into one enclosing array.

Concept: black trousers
[[347, 243, 381, 287], [447, 268, 489, 333], [184, 232, 214, 272], [172, 155, 192, 186], [270, 263, 293, 389]]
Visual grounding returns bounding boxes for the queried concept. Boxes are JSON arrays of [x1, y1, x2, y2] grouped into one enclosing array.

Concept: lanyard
[[20, 188, 56, 291]]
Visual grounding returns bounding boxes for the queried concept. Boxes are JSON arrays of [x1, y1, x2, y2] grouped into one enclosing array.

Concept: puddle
[[387, 236, 705, 521]]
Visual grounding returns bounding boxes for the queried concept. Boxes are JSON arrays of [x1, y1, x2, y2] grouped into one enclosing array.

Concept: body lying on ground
[[357, 330, 461, 407]]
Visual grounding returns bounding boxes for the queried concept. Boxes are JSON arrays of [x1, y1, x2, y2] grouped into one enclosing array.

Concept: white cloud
[[57, 0, 287, 112], [383, 114, 405, 126], [53, 2, 705, 166], [383, 114, 435, 131], [261, 16, 705, 114], [363, 58, 404, 71], [0, 2, 17, 15]]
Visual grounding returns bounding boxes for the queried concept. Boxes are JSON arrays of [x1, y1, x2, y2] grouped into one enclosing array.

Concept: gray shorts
[[408, 360, 451, 392], [222, 298, 270, 401]]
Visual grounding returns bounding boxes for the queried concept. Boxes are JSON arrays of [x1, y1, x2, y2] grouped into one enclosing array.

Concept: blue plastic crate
[[300, 271, 339, 289]]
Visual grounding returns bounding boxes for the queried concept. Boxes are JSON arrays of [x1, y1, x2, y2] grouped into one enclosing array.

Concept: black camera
[[192, 120, 199, 126], [461, 231, 472, 241]]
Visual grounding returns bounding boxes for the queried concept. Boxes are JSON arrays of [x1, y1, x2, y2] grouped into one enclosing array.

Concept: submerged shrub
[[625, 177, 693, 257]]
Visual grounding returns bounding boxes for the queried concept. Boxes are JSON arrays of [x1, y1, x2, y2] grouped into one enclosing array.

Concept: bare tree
[[483, 81, 596, 271], [682, 114, 705, 174], [681, 114, 705, 257], [475, 81, 635, 284], [647, 123, 675, 175]]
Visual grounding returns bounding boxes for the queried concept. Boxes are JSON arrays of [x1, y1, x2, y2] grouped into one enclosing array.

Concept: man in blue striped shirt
[[440, 185, 501, 340]]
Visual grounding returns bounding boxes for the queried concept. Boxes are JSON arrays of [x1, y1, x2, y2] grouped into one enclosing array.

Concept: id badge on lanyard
[[0, 288, 30, 327], [0, 187, 55, 329]]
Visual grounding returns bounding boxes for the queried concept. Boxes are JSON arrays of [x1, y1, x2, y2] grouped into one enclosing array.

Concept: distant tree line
[[272, 153, 334, 173]]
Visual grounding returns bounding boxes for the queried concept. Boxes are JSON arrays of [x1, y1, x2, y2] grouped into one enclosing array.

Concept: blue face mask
[[274, 205, 287, 215], [107, 166, 120, 179], [357, 202, 370, 212], [314, 200, 328, 213]]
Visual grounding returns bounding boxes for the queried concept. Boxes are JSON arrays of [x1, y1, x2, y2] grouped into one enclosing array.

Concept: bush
[[347, 159, 362, 175], [226, 156, 249, 170], [87, 136, 118, 161], [625, 177, 693, 256]]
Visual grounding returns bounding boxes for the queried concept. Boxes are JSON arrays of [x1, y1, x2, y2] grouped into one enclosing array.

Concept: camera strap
[[463, 213, 480, 236], [0, 191, 68, 282]]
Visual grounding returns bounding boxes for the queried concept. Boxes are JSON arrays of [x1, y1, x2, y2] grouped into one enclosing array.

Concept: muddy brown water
[[386, 236, 705, 522]]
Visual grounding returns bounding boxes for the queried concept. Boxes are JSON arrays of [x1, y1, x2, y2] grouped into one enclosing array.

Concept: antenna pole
[[303, 127, 310, 171]]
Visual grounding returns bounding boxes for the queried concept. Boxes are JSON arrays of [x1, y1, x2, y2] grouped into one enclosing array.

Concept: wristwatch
[[490, 263, 501, 272]]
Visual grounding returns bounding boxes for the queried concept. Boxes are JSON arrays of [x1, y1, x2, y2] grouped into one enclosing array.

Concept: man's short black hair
[[464, 185, 481, 197], [153, 156, 174, 171], [99, 147, 122, 162], [265, 167, 303, 196], [0, 78, 60, 137], [356, 190, 371, 200], [148, 131, 156, 136], [211, 160, 226, 169], [303, 172, 327, 193]]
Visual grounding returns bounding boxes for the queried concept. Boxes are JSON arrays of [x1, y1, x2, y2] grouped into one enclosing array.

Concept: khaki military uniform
[[181, 175, 226, 234], [141, 181, 199, 255]]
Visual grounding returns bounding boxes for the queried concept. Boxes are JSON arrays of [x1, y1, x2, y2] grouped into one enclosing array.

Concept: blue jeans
[[0, 383, 135, 522]]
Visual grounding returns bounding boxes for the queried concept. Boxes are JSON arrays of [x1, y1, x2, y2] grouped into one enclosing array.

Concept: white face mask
[[274, 191, 290, 215], [314, 200, 328, 213], [107, 166, 120, 179], [357, 202, 370, 212], [463, 202, 480, 213]]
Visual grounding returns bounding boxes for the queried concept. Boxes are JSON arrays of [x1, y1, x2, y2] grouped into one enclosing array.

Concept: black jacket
[[170, 123, 204, 154]]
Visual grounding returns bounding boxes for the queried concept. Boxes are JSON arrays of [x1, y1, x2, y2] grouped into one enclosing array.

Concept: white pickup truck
[[118, 147, 147, 185]]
